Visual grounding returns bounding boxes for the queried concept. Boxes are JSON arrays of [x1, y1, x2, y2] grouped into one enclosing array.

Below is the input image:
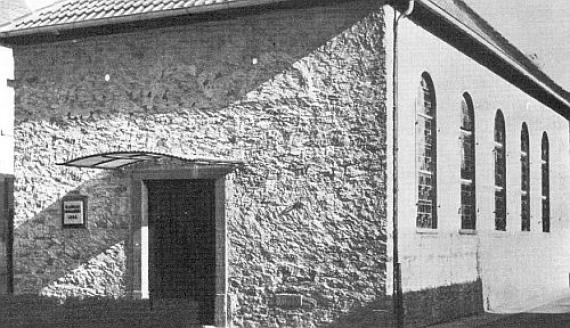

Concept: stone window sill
[[489, 230, 509, 238], [416, 228, 438, 235]]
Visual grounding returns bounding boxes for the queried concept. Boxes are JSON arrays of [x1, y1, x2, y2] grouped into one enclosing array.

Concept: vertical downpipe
[[393, 1, 414, 328]]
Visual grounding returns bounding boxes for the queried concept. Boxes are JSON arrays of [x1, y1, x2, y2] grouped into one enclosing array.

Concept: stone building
[[0, 0, 569, 327]]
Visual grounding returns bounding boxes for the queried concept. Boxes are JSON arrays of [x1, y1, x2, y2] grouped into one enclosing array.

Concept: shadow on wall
[[322, 296, 395, 328], [0, 294, 394, 328], [319, 281, 483, 328], [0, 284, 485, 328], [0, 296, 201, 328], [15, 2, 381, 121], [13, 169, 130, 298], [402, 280, 484, 328]]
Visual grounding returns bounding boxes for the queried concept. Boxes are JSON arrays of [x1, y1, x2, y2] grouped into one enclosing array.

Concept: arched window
[[494, 110, 506, 231], [521, 123, 530, 231], [460, 93, 476, 229], [542, 132, 550, 232], [416, 73, 437, 229]]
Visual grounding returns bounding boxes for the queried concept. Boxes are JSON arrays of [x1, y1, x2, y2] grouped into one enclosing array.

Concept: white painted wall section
[[391, 15, 570, 312]]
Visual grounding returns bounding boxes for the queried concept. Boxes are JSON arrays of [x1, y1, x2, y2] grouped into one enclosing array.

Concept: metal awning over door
[[57, 151, 244, 170]]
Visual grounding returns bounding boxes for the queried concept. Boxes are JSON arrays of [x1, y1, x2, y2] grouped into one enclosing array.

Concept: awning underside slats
[[57, 151, 244, 170]]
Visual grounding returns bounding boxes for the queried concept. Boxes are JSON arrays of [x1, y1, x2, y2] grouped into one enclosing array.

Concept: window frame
[[494, 110, 507, 231], [416, 73, 438, 230], [520, 123, 530, 231], [460, 92, 476, 230], [541, 132, 550, 232]]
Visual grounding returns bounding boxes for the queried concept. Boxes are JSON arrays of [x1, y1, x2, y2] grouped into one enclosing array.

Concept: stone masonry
[[11, 0, 389, 327]]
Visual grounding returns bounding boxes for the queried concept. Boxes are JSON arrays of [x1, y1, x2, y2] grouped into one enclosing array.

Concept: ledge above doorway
[[57, 151, 245, 171]]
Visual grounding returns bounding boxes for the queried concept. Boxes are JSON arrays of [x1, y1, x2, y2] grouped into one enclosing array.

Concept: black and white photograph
[[0, 0, 570, 327]]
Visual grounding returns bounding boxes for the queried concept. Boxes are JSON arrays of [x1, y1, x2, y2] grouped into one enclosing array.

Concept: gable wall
[[10, 1, 390, 327]]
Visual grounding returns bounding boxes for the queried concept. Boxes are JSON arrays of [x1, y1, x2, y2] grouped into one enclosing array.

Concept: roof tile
[[122, 6, 135, 15], [3, 0, 237, 31], [171, 0, 185, 9]]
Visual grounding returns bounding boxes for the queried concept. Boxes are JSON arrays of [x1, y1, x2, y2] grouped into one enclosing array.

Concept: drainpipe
[[392, 1, 414, 328]]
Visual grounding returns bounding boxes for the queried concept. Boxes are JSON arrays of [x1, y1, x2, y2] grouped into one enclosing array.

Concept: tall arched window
[[416, 73, 437, 229], [460, 93, 476, 229], [494, 110, 506, 231], [542, 132, 550, 232], [521, 123, 530, 231]]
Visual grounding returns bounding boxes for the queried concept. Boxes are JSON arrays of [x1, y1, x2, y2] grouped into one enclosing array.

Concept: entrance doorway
[[147, 179, 216, 325]]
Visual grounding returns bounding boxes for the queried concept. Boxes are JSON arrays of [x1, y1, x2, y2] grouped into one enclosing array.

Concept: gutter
[[416, 0, 570, 112], [0, 0, 289, 39]]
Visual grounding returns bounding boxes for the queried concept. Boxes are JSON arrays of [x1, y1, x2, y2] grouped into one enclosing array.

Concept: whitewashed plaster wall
[[0, 46, 14, 175], [387, 11, 570, 312]]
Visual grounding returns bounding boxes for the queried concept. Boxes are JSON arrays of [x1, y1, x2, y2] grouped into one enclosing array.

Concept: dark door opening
[[147, 179, 216, 325]]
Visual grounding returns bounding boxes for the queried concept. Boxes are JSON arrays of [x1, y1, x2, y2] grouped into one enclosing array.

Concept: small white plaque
[[62, 196, 87, 228]]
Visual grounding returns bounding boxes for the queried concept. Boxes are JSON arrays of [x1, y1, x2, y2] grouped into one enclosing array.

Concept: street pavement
[[428, 292, 570, 328]]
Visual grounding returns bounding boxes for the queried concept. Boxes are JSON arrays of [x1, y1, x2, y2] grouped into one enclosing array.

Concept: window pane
[[541, 163, 550, 196], [495, 149, 506, 187], [542, 198, 550, 232], [521, 193, 530, 231], [460, 133, 475, 180], [495, 188, 506, 231], [494, 119, 505, 142], [521, 160, 530, 191], [461, 97, 474, 131], [461, 183, 475, 229]]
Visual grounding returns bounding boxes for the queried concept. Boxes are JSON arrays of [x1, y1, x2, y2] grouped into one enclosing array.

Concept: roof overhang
[[57, 151, 244, 170], [404, 0, 570, 118], [0, 0, 291, 44]]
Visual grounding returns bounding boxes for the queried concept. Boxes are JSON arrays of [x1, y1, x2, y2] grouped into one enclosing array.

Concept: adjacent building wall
[[391, 11, 570, 323], [11, 1, 391, 327], [0, 46, 15, 294], [0, 0, 30, 297]]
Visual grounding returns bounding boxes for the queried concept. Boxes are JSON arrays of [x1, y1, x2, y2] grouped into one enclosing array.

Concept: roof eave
[[412, 0, 570, 116], [0, 0, 289, 40]]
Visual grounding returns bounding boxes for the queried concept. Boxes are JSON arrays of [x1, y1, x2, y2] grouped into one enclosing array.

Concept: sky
[[468, 0, 570, 89], [23, 0, 570, 90]]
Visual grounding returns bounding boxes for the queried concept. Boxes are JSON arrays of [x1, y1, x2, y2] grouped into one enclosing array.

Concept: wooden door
[[147, 179, 215, 324]]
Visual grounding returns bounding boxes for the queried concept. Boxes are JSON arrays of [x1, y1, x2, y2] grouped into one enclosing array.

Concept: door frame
[[128, 165, 231, 328]]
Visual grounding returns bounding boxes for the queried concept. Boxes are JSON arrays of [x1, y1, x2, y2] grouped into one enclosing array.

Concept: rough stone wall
[[12, 0, 389, 327], [40, 241, 126, 298], [11, 162, 129, 297]]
